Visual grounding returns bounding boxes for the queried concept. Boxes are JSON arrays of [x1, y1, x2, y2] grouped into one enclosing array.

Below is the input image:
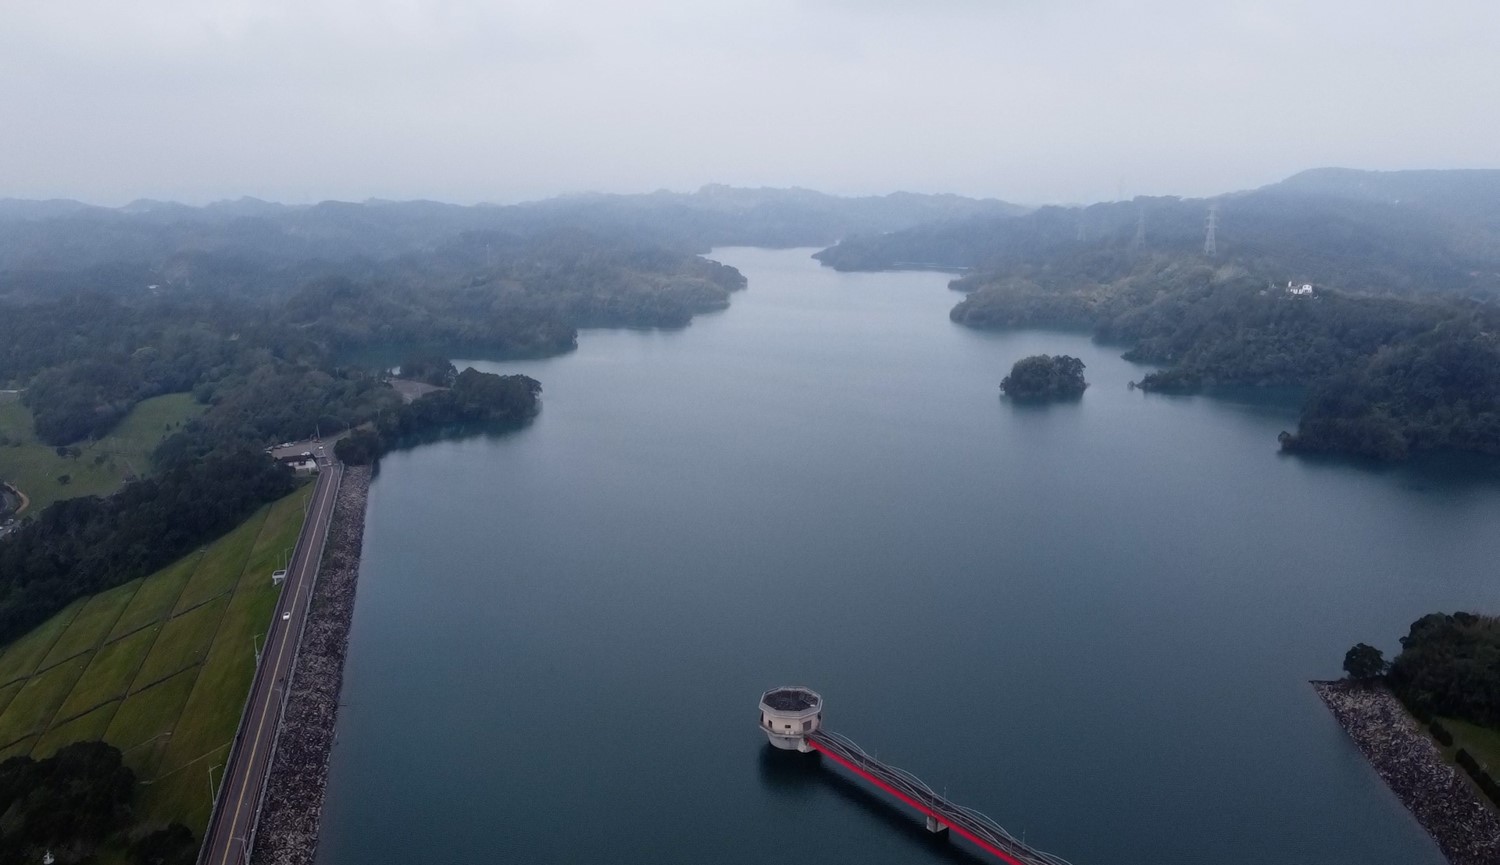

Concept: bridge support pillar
[[925, 815, 948, 834]]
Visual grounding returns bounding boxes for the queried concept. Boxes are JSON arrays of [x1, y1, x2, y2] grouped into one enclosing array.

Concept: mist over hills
[[5, 168, 1500, 463], [815, 168, 1500, 299], [841, 168, 1500, 462], [12, 168, 1499, 304], [0, 185, 1024, 288]]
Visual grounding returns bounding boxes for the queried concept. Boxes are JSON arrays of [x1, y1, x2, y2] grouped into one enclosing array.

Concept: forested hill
[[814, 169, 1500, 299], [803, 169, 1500, 461], [0, 231, 745, 444], [0, 186, 1022, 281], [915, 170, 1500, 462]]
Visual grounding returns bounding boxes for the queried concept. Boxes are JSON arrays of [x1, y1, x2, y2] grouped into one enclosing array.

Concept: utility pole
[[1204, 205, 1219, 257]]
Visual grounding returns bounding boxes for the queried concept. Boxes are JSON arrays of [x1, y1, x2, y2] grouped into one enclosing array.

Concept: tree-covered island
[[1000, 354, 1087, 400]]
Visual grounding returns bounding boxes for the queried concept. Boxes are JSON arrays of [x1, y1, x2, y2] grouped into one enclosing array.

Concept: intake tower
[[759, 686, 822, 751]]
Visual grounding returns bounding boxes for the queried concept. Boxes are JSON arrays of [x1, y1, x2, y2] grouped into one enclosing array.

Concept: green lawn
[[138, 487, 312, 830], [132, 596, 229, 690], [0, 392, 205, 515], [0, 598, 84, 688], [0, 736, 36, 762], [38, 579, 141, 671], [54, 627, 158, 723], [0, 657, 89, 749], [0, 680, 23, 717], [1442, 717, 1500, 773], [110, 554, 201, 642], [107, 669, 200, 778], [99, 393, 203, 472], [0, 484, 312, 836], [173, 509, 269, 614], [33, 701, 120, 759]]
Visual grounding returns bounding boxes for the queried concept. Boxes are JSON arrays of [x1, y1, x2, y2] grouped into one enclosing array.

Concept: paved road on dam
[[199, 460, 343, 865]]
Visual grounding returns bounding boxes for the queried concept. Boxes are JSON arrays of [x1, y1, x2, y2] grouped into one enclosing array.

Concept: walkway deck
[[807, 729, 1074, 865]]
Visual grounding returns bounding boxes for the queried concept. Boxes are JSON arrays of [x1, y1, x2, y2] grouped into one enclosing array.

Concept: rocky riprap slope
[[1314, 680, 1500, 865], [251, 466, 371, 865]]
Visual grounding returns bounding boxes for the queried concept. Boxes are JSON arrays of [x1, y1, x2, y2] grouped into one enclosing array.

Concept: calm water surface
[[319, 248, 1500, 865]]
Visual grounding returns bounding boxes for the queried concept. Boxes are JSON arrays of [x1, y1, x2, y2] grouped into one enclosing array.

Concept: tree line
[[0, 446, 292, 644], [335, 368, 542, 466], [1341, 612, 1500, 808], [0, 742, 195, 865], [0, 230, 745, 448], [947, 252, 1500, 460], [814, 169, 1500, 461]]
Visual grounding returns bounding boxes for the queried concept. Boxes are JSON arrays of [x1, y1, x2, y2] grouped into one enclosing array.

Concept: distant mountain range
[[0, 186, 1026, 277], [6, 169, 1499, 301], [814, 168, 1500, 298]]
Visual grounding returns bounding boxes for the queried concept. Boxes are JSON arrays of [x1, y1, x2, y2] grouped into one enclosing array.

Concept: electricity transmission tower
[[1204, 205, 1219, 257], [1132, 209, 1146, 251]]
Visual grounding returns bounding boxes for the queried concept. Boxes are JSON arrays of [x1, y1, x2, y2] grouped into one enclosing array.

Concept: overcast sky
[[3, 0, 1497, 207]]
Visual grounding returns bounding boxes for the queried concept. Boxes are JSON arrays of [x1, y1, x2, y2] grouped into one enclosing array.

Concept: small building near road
[[275, 454, 319, 474]]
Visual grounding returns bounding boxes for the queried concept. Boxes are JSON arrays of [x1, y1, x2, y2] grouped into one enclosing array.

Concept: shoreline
[[1312, 680, 1500, 865], [1, 481, 29, 517], [250, 465, 371, 865]]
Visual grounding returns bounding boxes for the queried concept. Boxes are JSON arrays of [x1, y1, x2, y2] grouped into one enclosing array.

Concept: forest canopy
[[335, 368, 542, 465], [1000, 354, 1087, 400], [1387, 612, 1500, 728], [0, 742, 195, 865], [814, 169, 1500, 460]]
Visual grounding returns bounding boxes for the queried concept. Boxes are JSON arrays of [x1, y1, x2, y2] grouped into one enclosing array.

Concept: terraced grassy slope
[[0, 483, 312, 835]]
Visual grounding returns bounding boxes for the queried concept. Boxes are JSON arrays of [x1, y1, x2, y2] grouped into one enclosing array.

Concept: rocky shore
[[1313, 680, 1500, 865], [251, 466, 371, 865]]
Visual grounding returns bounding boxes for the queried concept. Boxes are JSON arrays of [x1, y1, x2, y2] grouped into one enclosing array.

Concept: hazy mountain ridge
[[815, 168, 1500, 298], [0, 186, 1024, 282], [921, 169, 1500, 460]]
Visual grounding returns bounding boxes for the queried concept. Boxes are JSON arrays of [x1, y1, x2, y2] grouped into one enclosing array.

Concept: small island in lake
[[1001, 354, 1087, 400]]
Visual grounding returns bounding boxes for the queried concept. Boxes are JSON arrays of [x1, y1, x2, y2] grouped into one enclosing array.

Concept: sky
[[3, 0, 1498, 207]]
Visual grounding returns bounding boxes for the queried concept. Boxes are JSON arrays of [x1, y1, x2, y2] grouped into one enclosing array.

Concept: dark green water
[[318, 248, 1499, 865]]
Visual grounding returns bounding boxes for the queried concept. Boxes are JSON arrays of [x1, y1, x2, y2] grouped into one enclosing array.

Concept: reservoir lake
[[318, 247, 1500, 865]]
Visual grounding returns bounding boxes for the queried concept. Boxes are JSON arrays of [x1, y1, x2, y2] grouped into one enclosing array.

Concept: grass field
[[0, 680, 24, 717], [1430, 715, 1500, 815], [0, 483, 313, 835], [55, 627, 158, 721], [39, 580, 142, 670], [1442, 716, 1500, 772], [0, 392, 204, 515], [0, 599, 85, 688], [111, 555, 202, 642]]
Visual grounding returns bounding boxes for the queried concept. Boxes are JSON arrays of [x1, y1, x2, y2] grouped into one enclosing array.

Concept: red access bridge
[[804, 728, 1076, 865]]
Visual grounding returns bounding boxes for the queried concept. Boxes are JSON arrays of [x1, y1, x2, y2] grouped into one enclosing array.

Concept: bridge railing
[[806, 729, 1076, 865]]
